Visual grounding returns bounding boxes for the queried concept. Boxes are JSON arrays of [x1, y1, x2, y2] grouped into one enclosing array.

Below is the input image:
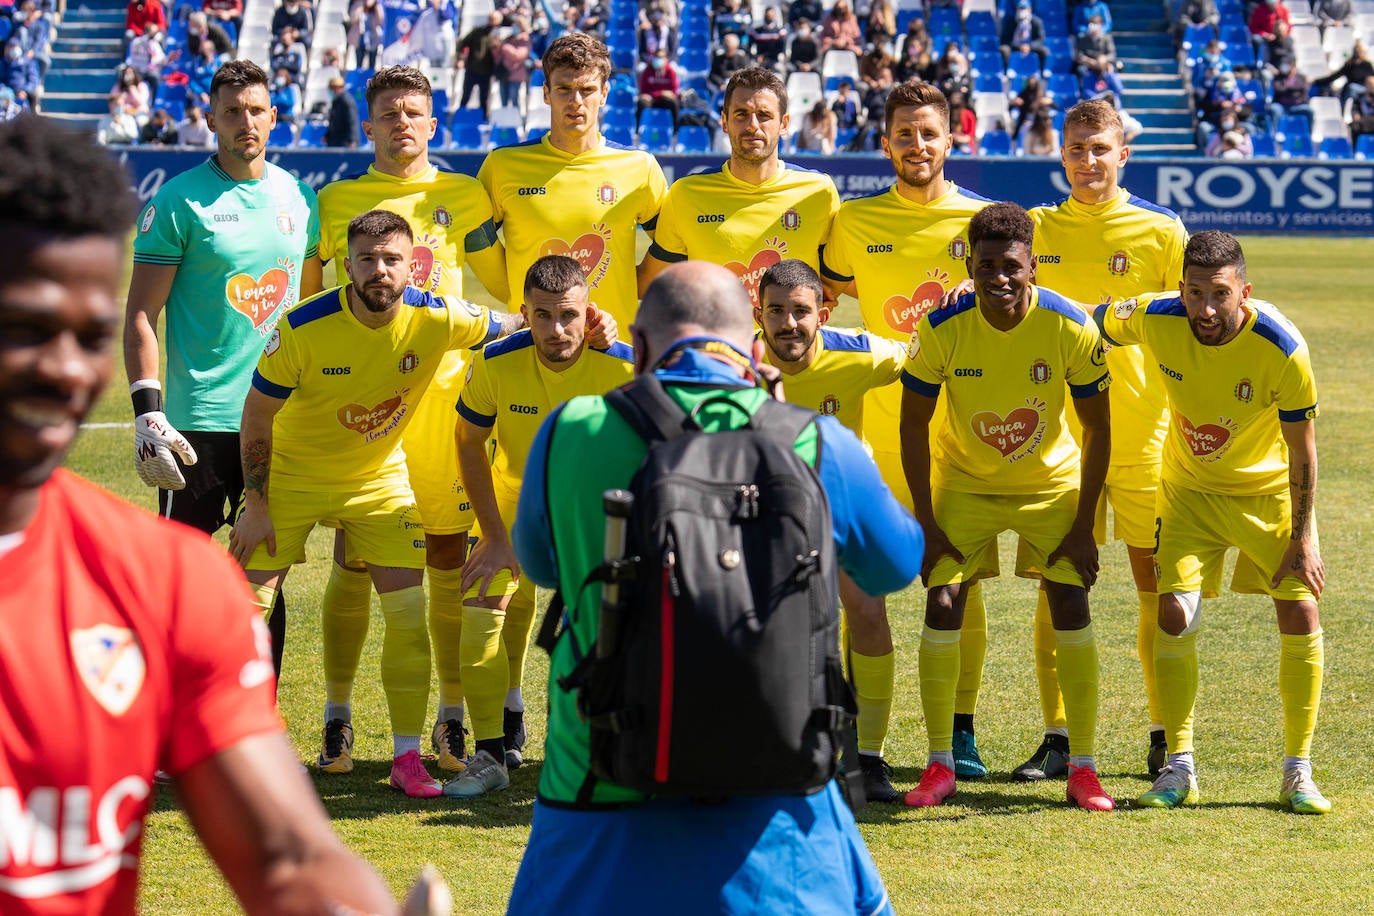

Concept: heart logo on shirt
[[884, 279, 946, 333], [972, 405, 1042, 458], [411, 241, 438, 290], [1177, 413, 1232, 458], [724, 246, 784, 305], [541, 232, 607, 280], [227, 267, 292, 328], [337, 395, 404, 435]]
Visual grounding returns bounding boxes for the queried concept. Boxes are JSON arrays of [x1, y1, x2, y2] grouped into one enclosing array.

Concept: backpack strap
[[604, 374, 693, 444], [748, 398, 824, 469]]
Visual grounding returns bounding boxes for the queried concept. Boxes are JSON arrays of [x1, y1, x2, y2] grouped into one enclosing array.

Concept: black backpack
[[539, 375, 861, 803]]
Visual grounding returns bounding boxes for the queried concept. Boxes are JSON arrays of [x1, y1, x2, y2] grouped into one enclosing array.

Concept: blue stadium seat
[[1007, 51, 1042, 80], [1357, 134, 1374, 159], [603, 106, 636, 132], [0, 18, 15, 43], [530, 69, 545, 88], [980, 129, 1013, 155], [1181, 23, 1216, 52], [1319, 136, 1353, 159], [1277, 113, 1309, 139], [896, 9, 922, 34], [607, 28, 637, 51], [1236, 77, 1268, 110], [825, 75, 855, 91], [1044, 36, 1074, 72], [605, 123, 636, 146], [968, 33, 1000, 55], [1250, 132, 1276, 156], [968, 50, 1002, 75], [345, 69, 374, 93], [450, 107, 486, 131], [268, 122, 296, 147], [1220, 25, 1251, 49], [637, 125, 673, 151], [675, 124, 713, 152], [526, 126, 549, 142], [610, 10, 637, 32], [297, 122, 327, 148], [974, 71, 1006, 95], [966, 11, 998, 35], [1224, 42, 1256, 68], [930, 7, 961, 35], [489, 125, 522, 147], [431, 89, 449, 117], [679, 30, 711, 52], [611, 46, 637, 71], [685, 75, 712, 97], [157, 97, 185, 121], [1282, 132, 1314, 157], [1047, 72, 1079, 104], [451, 123, 485, 149], [639, 107, 674, 132], [609, 84, 636, 108], [836, 126, 857, 148], [680, 47, 712, 74]]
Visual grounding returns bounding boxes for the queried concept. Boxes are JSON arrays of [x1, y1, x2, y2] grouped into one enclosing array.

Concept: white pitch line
[[81, 422, 133, 429]]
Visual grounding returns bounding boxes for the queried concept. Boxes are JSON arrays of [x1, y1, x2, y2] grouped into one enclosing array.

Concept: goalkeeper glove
[[132, 381, 198, 490]]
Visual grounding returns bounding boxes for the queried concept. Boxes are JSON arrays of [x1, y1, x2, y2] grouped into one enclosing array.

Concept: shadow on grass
[[305, 758, 543, 828]]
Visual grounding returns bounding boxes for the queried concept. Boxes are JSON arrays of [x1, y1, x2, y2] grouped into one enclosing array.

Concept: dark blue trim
[[819, 327, 872, 353], [456, 397, 497, 427], [464, 218, 499, 253], [286, 290, 343, 328], [1036, 287, 1088, 325], [642, 213, 659, 232], [954, 184, 997, 203], [1091, 303, 1122, 347], [595, 340, 636, 362], [478, 312, 503, 348], [1279, 405, 1318, 422], [1033, 193, 1071, 210], [1124, 193, 1183, 221], [402, 285, 444, 308], [484, 328, 535, 358], [647, 240, 687, 262], [1251, 310, 1300, 356], [853, 185, 893, 202], [335, 166, 370, 183], [251, 370, 294, 399], [927, 293, 977, 329], [603, 138, 636, 151], [1145, 296, 1187, 317], [1070, 373, 1110, 398], [901, 371, 941, 396], [818, 245, 852, 283]]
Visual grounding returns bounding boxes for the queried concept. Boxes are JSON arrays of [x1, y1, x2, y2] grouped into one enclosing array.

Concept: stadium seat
[[675, 124, 713, 152], [969, 33, 1000, 55], [836, 126, 858, 148], [822, 49, 862, 85], [268, 122, 296, 148], [638, 124, 674, 151], [602, 106, 636, 133], [530, 69, 545, 88], [1282, 131, 1315, 157], [1044, 36, 1075, 72], [680, 30, 710, 52], [489, 125, 522, 148], [1357, 134, 1374, 159], [526, 127, 549, 142], [1250, 132, 1276, 156], [297, 121, 328, 148], [680, 47, 712, 74], [1277, 113, 1310, 139], [607, 28, 637, 51], [1007, 51, 1042, 80], [604, 123, 636, 146], [609, 84, 636, 108], [451, 123, 485, 149], [1181, 23, 1217, 52], [965, 11, 998, 36], [974, 72, 1007, 95], [611, 46, 637, 71], [1319, 136, 1354, 158], [930, 7, 961, 35], [638, 107, 674, 134], [450, 107, 486, 131], [980, 129, 1014, 154], [345, 69, 374, 93]]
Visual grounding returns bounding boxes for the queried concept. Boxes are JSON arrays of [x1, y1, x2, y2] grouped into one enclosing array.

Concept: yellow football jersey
[[456, 333, 636, 500], [650, 163, 840, 305], [252, 285, 495, 491], [759, 326, 905, 436], [478, 134, 668, 325], [1031, 189, 1187, 468], [903, 288, 1110, 495], [820, 182, 994, 459], [1095, 294, 1318, 496]]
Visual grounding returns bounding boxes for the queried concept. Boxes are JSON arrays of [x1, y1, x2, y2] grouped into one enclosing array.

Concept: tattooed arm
[[228, 388, 288, 568], [1273, 418, 1324, 598]]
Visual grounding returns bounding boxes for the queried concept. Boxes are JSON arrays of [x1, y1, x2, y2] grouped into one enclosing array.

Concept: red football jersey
[[0, 470, 282, 915]]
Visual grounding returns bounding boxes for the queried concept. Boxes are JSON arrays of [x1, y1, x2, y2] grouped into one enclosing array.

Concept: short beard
[[356, 283, 403, 313]]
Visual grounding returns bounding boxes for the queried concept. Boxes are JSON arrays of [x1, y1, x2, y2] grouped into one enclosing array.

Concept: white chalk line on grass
[[81, 422, 133, 429]]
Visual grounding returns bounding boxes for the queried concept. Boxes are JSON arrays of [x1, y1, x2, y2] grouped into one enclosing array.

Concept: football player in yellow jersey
[[229, 210, 503, 799], [446, 255, 636, 797], [819, 80, 997, 782], [638, 67, 840, 304], [1094, 232, 1329, 815], [899, 203, 1115, 812], [1000, 98, 1189, 782], [305, 65, 515, 778], [754, 260, 909, 803], [479, 33, 668, 326]]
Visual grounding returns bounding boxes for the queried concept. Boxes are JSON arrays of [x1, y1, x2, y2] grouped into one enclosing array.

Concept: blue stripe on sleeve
[[251, 370, 293, 399], [901, 371, 941, 396], [456, 398, 497, 427], [513, 405, 565, 589]]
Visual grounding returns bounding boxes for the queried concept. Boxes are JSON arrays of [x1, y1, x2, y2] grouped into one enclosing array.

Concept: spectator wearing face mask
[[637, 47, 680, 125], [1207, 125, 1252, 157], [711, 32, 751, 89], [1, 40, 40, 107], [1269, 59, 1312, 133], [788, 0, 822, 28], [1001, 0, 1047, 69], [126, 23, 166, 95], [271, 0, 314, 47], [935, 42, 971, 100], [139, 106, 180, 144], [1073, 0, 1112, 35], [639, 7, 674, 59], [820, 0, 861, 52], [789, 19, 820, 71], [270, 65, 300, 124], [1076, 17, 1123, 98]]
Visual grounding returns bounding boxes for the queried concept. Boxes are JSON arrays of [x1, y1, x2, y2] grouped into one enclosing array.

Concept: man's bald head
[[633, 262, 757, 371]]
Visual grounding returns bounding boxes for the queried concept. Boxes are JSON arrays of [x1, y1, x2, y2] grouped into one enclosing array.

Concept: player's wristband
[[130, 379, 163, 417]]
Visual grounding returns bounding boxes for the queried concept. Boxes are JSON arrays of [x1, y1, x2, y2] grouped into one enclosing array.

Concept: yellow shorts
[[402, 388, 476, 536], [463, 490, 529, 601], [928, 488, 1085, 588], [248, 475, 427, 571], [1153, 479, 1317, 602], [1102, 462, 1160, 549]]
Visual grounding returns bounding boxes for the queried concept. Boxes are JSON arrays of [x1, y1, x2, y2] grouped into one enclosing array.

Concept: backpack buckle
[[734, 483, 759, 519]]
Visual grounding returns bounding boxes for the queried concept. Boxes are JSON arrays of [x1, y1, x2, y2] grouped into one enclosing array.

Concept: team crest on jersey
[[906, 329, 921, 360], [597, 183, 617, 204], [264, 327, 281, 357], [399, 350, 420, 373], [140, 204, 156, 234], [70, 625, 146, 717], [820, 395, 839, 416], [1234, 378, 1253, 403], [433, 206, 453, 227], [781, 208, 801, 230], [1114, 297, 1140, 320], [1109, 250, 1130, 276], [1029, 359, 1052, 383], [277, 212, 294, 235], [949, 237, 967, 260]]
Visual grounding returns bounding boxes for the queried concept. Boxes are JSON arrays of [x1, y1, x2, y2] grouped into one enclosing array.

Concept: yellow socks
[[850, 650, 895, 755], [461, 603, 508, 742], [426, 566, 466, 713], [1280, 630, 1324, 759], [1154, 628, 1198, 754], [955, 582, 986, 717], [249, 581, 278, 619], [919, 626, 961, 754], [1136, 590, 1161, 727], [321, 564, 371, 705], [377, 586, 430, 738], [501, 582, 537, 693], [1054, 624, 1099, 759], [1034, 588, 1067, 731]]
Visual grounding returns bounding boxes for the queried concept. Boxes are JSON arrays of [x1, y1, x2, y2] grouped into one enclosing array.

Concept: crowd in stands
[[1, 0, 56, 115], [1179, 0, 1374, 157], [82, 0, 1374, 155]]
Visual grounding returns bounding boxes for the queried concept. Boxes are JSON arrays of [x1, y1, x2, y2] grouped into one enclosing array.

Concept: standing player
[[308, 65, 511, 777], [478, 32, 668, 326], [0, 115, 397, 916], [820, 79, 998, 780], [638, 67, 840, 305], [229, 211, 503, 799], [1094, 232, 1329, 814], [447, 255, 635, 797], [1006, 97, 1188, 781], [123, 59, 320, 680], [899, 203, 1114, 812], [754, 259, 910, 803]]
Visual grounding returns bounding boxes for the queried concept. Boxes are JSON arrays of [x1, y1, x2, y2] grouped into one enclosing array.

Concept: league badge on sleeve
[[906, 329, 921, 360], [264, 327, 281, 357], [140, 204, 156, 234], [70, 625, 146, 716], [1114, 297, 1139, 320]]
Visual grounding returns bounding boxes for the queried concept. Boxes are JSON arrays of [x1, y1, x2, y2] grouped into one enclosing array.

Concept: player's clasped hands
[[1048, 524, 1100, 589], [229, 503, 276, 568], [1273, 538, 1325, 599]]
